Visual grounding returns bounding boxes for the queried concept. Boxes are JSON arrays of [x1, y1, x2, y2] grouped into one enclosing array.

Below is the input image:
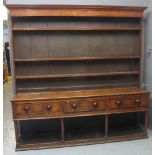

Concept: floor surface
[[3, 81, 152, 155]]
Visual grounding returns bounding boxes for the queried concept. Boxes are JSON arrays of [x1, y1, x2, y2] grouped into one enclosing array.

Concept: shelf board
[[13, 27, 142, 31], [15, 56, 140, 62], [16, 71, 139, 79]]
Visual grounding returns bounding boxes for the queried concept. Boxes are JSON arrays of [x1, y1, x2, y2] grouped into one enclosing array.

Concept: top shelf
[[12, 27, 142, 31]]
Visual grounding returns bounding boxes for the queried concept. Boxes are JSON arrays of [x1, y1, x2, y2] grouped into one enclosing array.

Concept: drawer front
[[64, 98, 106, 113], [107, 96, 125, 109], [126, 94, 148, 107], [14, 101, 63, 115], [107, 94, 148, 109]]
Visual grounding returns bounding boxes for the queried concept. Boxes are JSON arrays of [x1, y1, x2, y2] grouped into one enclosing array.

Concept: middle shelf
[[14, 56, 140, 62], [16, 71, 139, 79], [12, 27, 142, 31]]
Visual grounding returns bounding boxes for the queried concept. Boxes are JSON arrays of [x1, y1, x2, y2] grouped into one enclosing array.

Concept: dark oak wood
[[63, 97, 106, 113], [6, 5, 146, 18], [105, 115, 108, 137], [11, 87, 149, 121], [61, 118, 65, 141], [9, 17, 17, 93], [12, 27, 142, 31], [15, 56, 140, 62], [107, 94, 148, 110], [14, 100, 63, 116], [7, 5, 149, 151], [5, 5, 146, 10], [16, 71, 140, 79], [12, 107, 149, 121], [12, 87, 149, 101]]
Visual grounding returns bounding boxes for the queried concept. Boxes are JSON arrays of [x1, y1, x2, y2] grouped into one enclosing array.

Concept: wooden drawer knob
[[71, 103, 77, 109], [24, 106, 29, 112], [116, 100, 123, 107], [135, 99, 141, 106], [93, 102, 98, 108], [47, 105, 52, 110]]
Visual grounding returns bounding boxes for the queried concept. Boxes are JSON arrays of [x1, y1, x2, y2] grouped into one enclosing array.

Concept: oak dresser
[[6, 4, 149, 151]]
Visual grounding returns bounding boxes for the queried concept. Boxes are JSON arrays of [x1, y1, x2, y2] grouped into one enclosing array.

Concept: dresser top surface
[[12, 87, 149, 101], [5, 4, 146, 10]]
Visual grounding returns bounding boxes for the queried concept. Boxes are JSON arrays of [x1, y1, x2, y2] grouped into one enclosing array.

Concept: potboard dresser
[[6, 4, 149, 151]]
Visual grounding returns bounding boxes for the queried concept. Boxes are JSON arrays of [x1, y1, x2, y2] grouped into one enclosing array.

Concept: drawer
[[126, 94, 148, 107], [64, 98, 106, 113], [107, 94, 148, 109], [13, 100, 63, 116]]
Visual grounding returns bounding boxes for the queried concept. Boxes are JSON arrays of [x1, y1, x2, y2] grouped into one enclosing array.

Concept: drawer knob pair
[[24, 105, 52, 112], [116, 100, 123, 107]]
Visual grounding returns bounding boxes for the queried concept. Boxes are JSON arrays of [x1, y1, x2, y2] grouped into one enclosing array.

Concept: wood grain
[[12, 27, 142, 31], [16, 71, 139, 79], [12, 87, 149, 101], [15, 56, 140, 62]]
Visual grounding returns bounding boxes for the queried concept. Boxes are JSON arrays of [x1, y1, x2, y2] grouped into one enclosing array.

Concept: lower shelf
[[16, 132, 147, 151], [65, 129, 104, 141], [109, 124, 144, 137]]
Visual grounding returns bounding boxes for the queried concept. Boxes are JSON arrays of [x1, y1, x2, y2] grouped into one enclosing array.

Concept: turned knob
[[72, 103, 77, 109], [66, 100, 70, 103], [116, 100, 123, 107], [47, 105, 51, 110], [24, 106, 29, 112], [135, 99, 140, 106], [93, 102, 98, 108]]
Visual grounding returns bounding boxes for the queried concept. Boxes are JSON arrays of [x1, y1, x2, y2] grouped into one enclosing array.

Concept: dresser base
[[12, 87, 149, 151]]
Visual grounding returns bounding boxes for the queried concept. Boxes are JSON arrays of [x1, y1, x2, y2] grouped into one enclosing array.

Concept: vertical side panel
[[138, 31, 142, 87], [9, 17, 16, 94]]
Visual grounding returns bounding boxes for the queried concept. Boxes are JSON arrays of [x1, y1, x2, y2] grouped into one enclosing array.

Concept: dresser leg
[[105, 115, 108, 138], [14, 120, 20, 145], [61, 118, 65, 141], [144, 111, 148, 132]]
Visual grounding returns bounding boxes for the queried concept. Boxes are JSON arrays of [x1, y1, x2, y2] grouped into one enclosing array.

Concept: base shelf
[[65, 129, 105, 141], [16, 132, 147, 151], [109, 125, 144, 137]]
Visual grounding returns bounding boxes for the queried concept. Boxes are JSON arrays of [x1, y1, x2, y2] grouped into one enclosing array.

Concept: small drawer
[[64, 98, 106, 113], [107, 96, 126, 109], [107, 94, 148, 109], [126, 94, 148, 107], [13, 100, 63, 116]]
